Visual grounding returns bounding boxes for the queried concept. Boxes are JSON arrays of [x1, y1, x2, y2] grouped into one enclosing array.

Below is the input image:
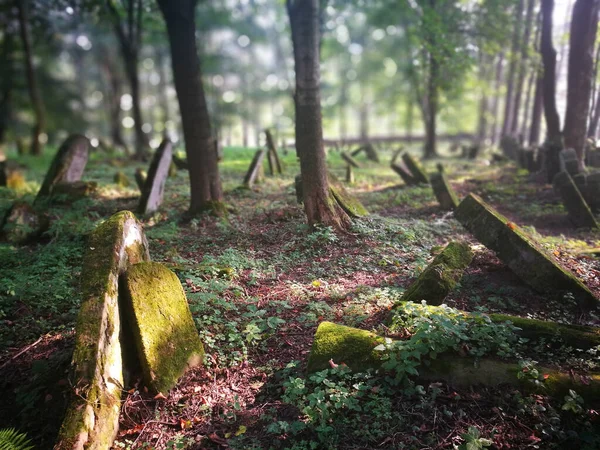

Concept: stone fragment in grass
[[36, 134, 90, 202], [56, 211, 150, 450], [401, 153, 429, 184], [242, 149, 266, 188], [120, 262, 204, 394], [138, 139, 173, 215], [430, 172, 460, 210], [114, 171, 130, 188], [399, 241, 473, 306], [454, 193, 598, 309], [135, 168, 147, 192], [552, 171, 598, 229], [0, 201, 48, 244]]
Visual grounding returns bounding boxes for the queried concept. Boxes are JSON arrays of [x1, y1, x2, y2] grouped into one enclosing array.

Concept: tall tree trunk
[[528, 71, 544, 146], [520, 70, 536, 143], [490, 53, 505, 145], [541, 0, 561, 142], [424, 51, 439, 158], [287, 0, 350, 231], [475, 53, 490, 146], [157, 47, 171, 133], [510, 0, 536, 135], [406, 94, 414, 140], [556, 0, 574, 86], [588, 88, 600, 139], [16, 0, 45, 155], [563, 0, 600, 168], [0, 32, 15, 150], [501, 0, 525, 139], [158, 0, 224, 215]]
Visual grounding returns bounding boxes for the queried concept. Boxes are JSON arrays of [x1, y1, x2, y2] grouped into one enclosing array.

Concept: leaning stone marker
[[399, 241, 473, 306], [120, 262, 204, 394], [587, 172, 600, 213], [455, 194, 598, 309], [36, 134, 90, 202], [242, 149, 266, 188], [114, 171, 130, 188], [430, 172, 459, 210], [391, 162, 418, 185], [55, 211, 150, 450], [559, 148, 580, 175], [0, 202, 48, 244], [552, 171, 598, 229], [138, 139, 173, 215], [401, 153, 429, 184]]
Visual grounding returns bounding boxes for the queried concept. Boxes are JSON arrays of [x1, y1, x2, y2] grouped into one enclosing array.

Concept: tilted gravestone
[[55, 211, 150, 450], [138, 139, 173, 215], [401, 153, 429, 184], [119, 262, 204, 394], [391, 161, 418, 185], [430, 172, 460, 210], [559, 148, 580, 175], [552, 171, 598, 229], [35, 134, 90, 202], [114, 171, 130, 188], [341, 151, 361, 168], [265, 129, 283, 175], [454, 193, 598, 309], [242, 149, 266, 188]]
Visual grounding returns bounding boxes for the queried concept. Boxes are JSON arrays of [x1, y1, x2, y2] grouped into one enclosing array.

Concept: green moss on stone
[[455, 194, 598, 309], [401, 153, 430, 184], [120, 262, 204, 394], [400, 241, 473, 305], [430, 172, 459, 210], [327, 172, 368, 218], [307, 321, 385, 373]]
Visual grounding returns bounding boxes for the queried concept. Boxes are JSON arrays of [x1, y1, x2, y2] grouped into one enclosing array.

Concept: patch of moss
[[307, 321, 385, 373], [120, 262, 204, 394], [400, 241, 473, 305], [327, 172, 368, 218]]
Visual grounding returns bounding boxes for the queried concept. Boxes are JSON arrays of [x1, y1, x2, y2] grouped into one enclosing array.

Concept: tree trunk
[[0, 32, 15, 149], [556, 0, 574, 86], [528, 71, 544, 146], [489, 53, 505, 145], [588, 88, 600, 139], [541, 0, 561, 142], [520, 70, 536, 143], [563, 0, 600, 168], [510, 0, 536, 136], [424, 51, 439, 159], [16, 0, 46, 156], [501, 0, 525, 140], [406, 95, 414, 140], [158, 0, 224, 215], [98, 43, 128, 153], [157, 47, 171, 132], [287, 0, 351, 231], [475, 54, 490, 146]]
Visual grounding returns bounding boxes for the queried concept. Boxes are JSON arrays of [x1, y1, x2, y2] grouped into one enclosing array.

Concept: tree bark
[[0, 32, 15, 149], [520, 70, 535, 143], [16, 0, 46, 155], [563, 0, 600, 168], [501, 0, 525, 139], [528, 71, 544, 146], [158, 0, 224, 215], [489, 53, 505, 145], [475, 53, 490, 146], [423, 51, 439, 159], [287, 0, 351, 231], [541, 0, 561, 142]]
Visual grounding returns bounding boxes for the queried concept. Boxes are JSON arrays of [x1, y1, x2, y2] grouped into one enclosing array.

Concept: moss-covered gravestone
[[55, 211, 150, 450], [559, 148, 580, 175], [242, 149, 266, 188], [120, 262, 204, 394], [401, 153, 429, 184], [399, 241, 473, 306], [430, 172, 460, 210], [35, 134, 90, 202], [552, 172, 598, 229], [455, 194, 598, 309], [138, 139, 173, 215], [0, 202, 48, 244]]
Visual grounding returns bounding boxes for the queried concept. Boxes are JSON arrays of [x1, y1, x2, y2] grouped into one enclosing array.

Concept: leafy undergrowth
[[0, 145, 599, 449]]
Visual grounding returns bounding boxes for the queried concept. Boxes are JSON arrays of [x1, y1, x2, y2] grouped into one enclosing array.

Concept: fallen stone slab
[[242, 149, 266, 188], [55, 211, 150, 450], [552, 171, 598, 229], [341, 151, 361, 169], [135, 169, 147, 192], [138, 139, 173, 215], [401, 153, 429, 184], [36, 134, 90, 202], [454, 194, 598, 309], [399, 241, 473, 306], [307, 321, 600, 400], [0, 201, 48, 244], [391, 162, 418, 186], [120, 262, 204, 394], [430, 172, 460, 210]]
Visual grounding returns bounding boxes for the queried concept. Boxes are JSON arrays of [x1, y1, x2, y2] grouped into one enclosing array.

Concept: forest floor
[[0, 145, 599, 449]]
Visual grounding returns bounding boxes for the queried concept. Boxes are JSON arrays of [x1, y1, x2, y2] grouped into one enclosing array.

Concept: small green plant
[[458, 426, 493, 450], [0, 428, 34, 450], [561, 389, 584, 414]]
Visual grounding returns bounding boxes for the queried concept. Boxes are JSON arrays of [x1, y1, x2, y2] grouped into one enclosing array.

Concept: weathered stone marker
[[400, 241, 473, 305], [391, 162, 418, 186], [0, 202, 48, 244], [55, 211, 150, 450], [455, 194, 598, 308], [587, 172, 600, 213], [430, 172, 460, 210], [265, 129, 283, 175], [552, 172, 598, 229], [242, 149, 266, 188], [120, 262, 204, 394], [135, 168, 147, 192], [36, 134, 90, 202], [402, 153, 429, 184], [138, 139, 173, 215], [559, 148, 580, 175], [341, 151, 361, 168], [351, 143, 379, 162]]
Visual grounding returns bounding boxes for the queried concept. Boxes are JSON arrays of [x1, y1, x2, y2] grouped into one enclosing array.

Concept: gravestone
[[346, 164, 354, 183], [36, 134, 90, 202], [552, 172, 598, 229], [328, 172, 368, 218], [120, 262, 204, 394], [138, 139, 173, 215], [55, 211, 150, 450], [391, 162, 418, 185], [401, 153, 429, 184], [363, 143, 379, 162], [135, 168, 147, 192], [242, 149, 266, 188], [0, 202, 48, 244], [500, 135, 520, 159], [586, 172, 600, 213], [543, 139, 563, 183], [341, 151, 361, 168], [430, 172, 460, 210], [454, 193, 597, 309], [399, 241, 473, 305], [265, 129, 283, 175], [559, 148, 580, 175]]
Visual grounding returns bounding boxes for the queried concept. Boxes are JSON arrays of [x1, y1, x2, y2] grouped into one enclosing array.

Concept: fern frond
[[0, 428, 34, 450]]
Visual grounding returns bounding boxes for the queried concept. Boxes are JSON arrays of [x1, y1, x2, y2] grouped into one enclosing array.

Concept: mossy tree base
[[55, 211, 150, 450], [327, 172, 368, 218], [120, 262, 204, 394], [454, 194, 597, 309]]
